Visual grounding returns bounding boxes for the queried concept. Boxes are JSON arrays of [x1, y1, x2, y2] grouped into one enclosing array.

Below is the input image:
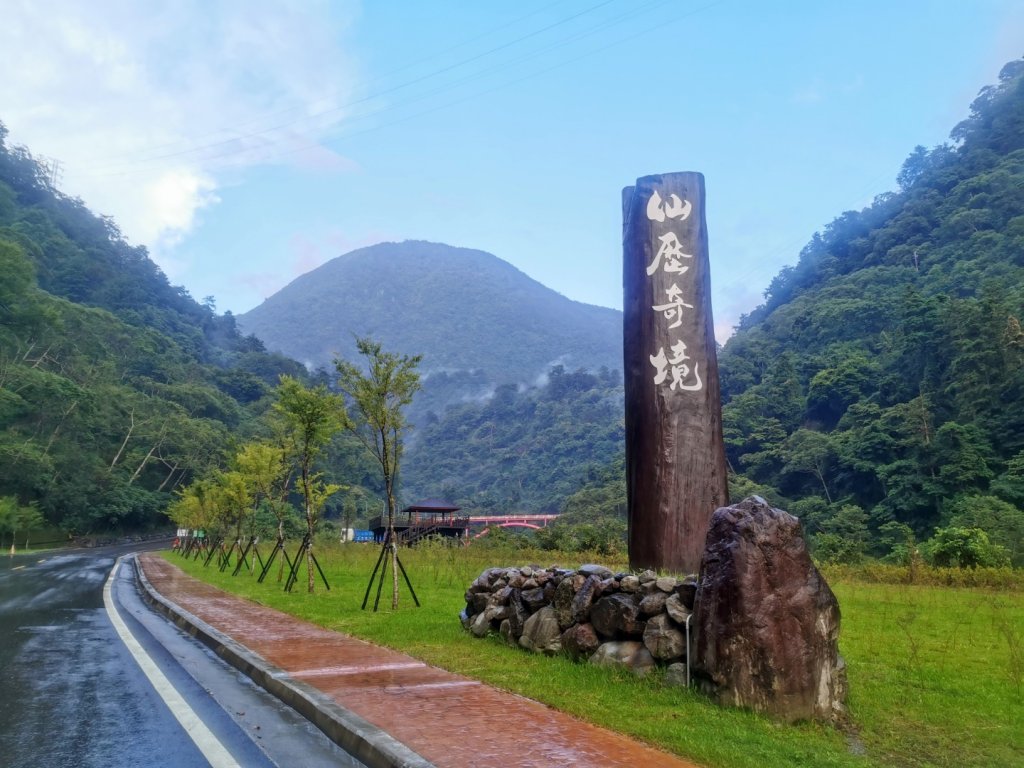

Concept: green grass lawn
[[832, 579, 1022, 767], [164, 542, 1022, 768]]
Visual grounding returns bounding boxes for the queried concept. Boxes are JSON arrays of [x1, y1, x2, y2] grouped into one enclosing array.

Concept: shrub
[[947, 494, 1024, 567], [922, 526, 1011, 568]]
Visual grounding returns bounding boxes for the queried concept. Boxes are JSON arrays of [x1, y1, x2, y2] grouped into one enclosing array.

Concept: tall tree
[[779, 429, 836, 503], [335, 338, 421, 609]]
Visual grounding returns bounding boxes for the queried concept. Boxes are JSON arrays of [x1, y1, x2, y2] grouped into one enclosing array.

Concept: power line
[[81, 0, 621, 173], [83, 0, 721, 178], [82, 1, 579, 166]]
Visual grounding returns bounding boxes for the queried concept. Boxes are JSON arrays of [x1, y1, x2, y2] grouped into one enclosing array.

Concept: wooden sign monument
[[622, 172, 729, 574]]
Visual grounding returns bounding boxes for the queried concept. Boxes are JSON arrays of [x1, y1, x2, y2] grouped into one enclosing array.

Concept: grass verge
[[163, 542, 1022, 768]]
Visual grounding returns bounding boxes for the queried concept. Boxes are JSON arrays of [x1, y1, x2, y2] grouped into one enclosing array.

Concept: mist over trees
[[402, 364, 623, 515]]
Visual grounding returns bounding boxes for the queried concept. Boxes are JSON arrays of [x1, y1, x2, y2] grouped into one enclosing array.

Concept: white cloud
[[0, 0, 360, 271]]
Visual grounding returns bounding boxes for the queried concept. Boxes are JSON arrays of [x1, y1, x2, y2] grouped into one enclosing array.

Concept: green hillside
[[0, 122, 304, 536], [717, 58, 1024, 564], [6, 56, 1022, 560], [402, 365, 623, 514]]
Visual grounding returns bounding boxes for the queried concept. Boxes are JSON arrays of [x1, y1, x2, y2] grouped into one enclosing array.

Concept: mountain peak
[[237, 240, 622, 383]]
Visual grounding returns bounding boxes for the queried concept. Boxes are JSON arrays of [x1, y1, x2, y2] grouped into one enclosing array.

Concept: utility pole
[[39, 156, 64, 189]]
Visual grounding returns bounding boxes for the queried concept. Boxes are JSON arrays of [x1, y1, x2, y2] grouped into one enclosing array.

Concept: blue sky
[[2, 0, 1021, 340]]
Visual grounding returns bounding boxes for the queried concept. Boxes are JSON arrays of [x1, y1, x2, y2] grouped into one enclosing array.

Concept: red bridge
[[467, 514, 559, 538]]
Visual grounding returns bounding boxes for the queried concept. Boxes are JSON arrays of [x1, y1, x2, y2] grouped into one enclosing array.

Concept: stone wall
[[459, 497, 848, 725], [461, 563, 697, 680]]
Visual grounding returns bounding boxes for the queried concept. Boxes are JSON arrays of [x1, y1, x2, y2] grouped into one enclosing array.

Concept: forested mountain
[[402, 365, 623, 513], [0, 122, 305, 535], [237, 240, 623, 420], [716, 58, 1024, 564]]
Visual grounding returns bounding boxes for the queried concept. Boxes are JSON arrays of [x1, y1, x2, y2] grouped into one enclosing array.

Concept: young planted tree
[[0, 497, 43, 554], [167, 477, 224, 558], [233, 440, 294, 577], [273, 376, 344, 592], [335, 338, 422, 610], [214, 470, 252, 570]]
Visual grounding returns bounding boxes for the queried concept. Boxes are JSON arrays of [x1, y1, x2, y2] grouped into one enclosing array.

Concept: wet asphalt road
[[0, 544, 363, 768]]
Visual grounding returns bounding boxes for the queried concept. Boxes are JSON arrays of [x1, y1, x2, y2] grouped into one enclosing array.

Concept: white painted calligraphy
[[646, 191, 693, 223], [644, 185, 703, 396], [650, 347, 669, 386], [645, 232, 693, 276], [650, 340, 703, 392], [652, 283, 693, 329]]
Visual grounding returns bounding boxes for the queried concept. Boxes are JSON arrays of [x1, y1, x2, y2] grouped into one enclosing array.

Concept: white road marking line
[[103, 556, 241, 768]]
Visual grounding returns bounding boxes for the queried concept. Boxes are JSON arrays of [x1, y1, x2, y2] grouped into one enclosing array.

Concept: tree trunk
[[816, 469, 833, 504], [128, 441, 160, 485], [622, 172, 729, 574], [385, 477, 400, 609], [157, 462, 179, 492], [307, 504, 315, 593], [43, 400, 78, 456], [277, 517, 287, 583], [110, 409, 135, 470]]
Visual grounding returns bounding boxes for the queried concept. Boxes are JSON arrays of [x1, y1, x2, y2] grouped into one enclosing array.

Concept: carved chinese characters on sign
[[652, 283, 693, 329], [650, 341, 703, 392], [645, 233, 692, 276], [646, 191, 703, 392], [646, 190, 693, 223]]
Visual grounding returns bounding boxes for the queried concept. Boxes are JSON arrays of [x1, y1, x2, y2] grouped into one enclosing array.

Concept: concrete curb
[[130, 555, 436, 768]]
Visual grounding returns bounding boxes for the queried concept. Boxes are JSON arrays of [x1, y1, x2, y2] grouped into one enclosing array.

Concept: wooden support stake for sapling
[[283, 534, 330, 592], [361, 531, 420, 612]]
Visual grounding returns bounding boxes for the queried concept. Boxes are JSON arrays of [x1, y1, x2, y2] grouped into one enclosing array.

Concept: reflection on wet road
[[0, 545, 362, 768], [0, 547, 210, 767]]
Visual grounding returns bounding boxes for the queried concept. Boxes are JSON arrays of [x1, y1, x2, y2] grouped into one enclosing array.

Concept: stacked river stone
[[461, 563, 697, 679]]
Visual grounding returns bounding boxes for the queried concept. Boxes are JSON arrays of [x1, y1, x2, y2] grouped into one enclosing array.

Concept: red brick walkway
[[139, 554, 700, 768]]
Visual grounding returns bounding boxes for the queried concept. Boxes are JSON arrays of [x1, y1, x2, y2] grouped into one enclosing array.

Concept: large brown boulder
[[692, 496, 847, 723]]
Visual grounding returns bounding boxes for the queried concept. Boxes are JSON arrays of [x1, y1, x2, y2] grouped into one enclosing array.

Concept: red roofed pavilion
[[370, 499, 469, 545]]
